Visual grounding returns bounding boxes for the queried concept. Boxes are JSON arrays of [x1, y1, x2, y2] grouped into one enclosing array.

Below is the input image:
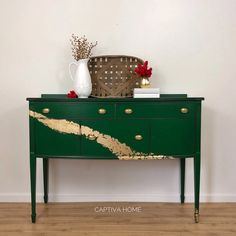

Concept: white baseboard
[[0, 193, 236, 202]]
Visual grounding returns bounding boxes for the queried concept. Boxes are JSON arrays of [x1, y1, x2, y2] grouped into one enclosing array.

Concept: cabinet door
[[81, 120, 149, 158], [34, 119, 81, 156], [150, 118, 195, 156]]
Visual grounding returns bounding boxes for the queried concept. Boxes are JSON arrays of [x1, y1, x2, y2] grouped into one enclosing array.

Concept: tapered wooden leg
[[43, 158, 49, 204], [180, 158, 186, 204], [30, 155, 37, 223], [194, 153, 201, 223]]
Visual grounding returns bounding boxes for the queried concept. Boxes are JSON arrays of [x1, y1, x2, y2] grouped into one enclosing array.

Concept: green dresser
[[27, 94, 204, 223]]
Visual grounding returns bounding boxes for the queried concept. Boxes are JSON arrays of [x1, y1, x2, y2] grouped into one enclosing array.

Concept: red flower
[[67, 90, 78, 98], [134, 61, 152, 78]]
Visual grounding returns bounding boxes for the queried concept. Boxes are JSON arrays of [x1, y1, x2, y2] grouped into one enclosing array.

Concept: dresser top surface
[[26, 94, 204, 102]]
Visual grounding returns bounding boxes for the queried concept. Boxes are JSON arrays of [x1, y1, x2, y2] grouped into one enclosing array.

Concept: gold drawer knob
[[180, 108, 189, 114], [98, 108, 106, 114], [42, 108, 50, 114], [88, 134, 96, 140], [125, 108, 133, 114], [135, 135, 143, 141]]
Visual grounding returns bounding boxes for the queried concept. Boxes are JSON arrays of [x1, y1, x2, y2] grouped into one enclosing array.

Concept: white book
[[133, 93, 160, 98], [134, 88, 160, 94]]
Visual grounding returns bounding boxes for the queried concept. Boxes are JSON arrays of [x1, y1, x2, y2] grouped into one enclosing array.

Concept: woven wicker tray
[[88, 55, 144, 97]]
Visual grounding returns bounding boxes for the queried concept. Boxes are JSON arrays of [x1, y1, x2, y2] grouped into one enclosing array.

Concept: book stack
[[133, 88, 160, 98]]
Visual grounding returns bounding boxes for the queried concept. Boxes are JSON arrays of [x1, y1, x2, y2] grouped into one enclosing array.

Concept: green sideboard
[[27, 94, 204, 223]]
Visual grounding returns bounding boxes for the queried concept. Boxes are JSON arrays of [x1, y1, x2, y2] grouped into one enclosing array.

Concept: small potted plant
[[134, 61, 152, 88]]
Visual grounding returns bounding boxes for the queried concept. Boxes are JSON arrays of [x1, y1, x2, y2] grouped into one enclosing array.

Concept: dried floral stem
[[70, 34, 98, 61]]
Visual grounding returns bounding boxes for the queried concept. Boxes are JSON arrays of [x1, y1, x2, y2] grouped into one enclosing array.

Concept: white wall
[[0, 0, 236, 202]]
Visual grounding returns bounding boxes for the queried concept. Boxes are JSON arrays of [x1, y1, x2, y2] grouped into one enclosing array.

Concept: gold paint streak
[[29, 111, 81, 135], [118, 155, 175, 160], [29, 111, 45, 119], [81, 125, 134, 156], [29, 110, 174, 160]]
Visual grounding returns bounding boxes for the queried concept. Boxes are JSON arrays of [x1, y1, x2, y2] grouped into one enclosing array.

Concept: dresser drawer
[[30, 102, 115, 119], [80, 120, 149, 157], [116, 102, 195, 118]]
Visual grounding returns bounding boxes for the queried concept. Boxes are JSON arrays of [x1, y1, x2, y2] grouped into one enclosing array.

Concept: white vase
[[69, 58, 92, 98]]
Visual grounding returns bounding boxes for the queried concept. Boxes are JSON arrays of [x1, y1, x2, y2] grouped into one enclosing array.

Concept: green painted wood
[[194, 102, 202, 222], [116, 102, 195, 119], [112, 120, 149, 154], [81, 120, 116, 157], [31, 102, 115, 119], [180, 158, 186, 204], [30, 99, 201, 158], [194, 152, 201, 222], [30, 154, 36, 223], [27, 94, 204, 223], [41, 94, 188, 99], [34, 120, 81, 156], [27, 94, 204, 102], [43, 158, 48, 204], [150, 118, 195, 155], [30, 154, 195, 159], [40, 94, 189, 99], [29, 117, 35, 153], [29, 108, 36, 223], [81, 120, 149, 157]]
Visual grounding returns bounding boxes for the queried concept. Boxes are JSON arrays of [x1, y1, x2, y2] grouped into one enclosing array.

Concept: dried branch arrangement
[[70, 34, 98, 61]]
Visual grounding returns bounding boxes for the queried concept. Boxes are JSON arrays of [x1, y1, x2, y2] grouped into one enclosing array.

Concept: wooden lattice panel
[[88, 55, 144, 97]]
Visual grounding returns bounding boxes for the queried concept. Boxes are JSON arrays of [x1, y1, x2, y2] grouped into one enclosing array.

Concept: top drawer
[[30, 102, 115, 119], [116, 102, 196, 118]]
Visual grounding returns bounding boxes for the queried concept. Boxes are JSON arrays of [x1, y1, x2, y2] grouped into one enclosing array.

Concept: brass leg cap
[[194, 209, 199, 223]]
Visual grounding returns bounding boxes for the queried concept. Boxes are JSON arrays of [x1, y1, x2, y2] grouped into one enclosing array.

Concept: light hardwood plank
[[0, 203, 236, 236]]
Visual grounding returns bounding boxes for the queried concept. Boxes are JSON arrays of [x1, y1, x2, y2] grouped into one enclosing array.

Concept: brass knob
[[42, 108, 50, 114], [98, 108, 106, 114], [180, 108, 189, 114], [88, 134, 96, 140], [125, 108, 133, 114], [135, 135, 143, 141]]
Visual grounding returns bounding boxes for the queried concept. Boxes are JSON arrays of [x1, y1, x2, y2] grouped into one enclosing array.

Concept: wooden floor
[[0, 203, 236, 236]]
